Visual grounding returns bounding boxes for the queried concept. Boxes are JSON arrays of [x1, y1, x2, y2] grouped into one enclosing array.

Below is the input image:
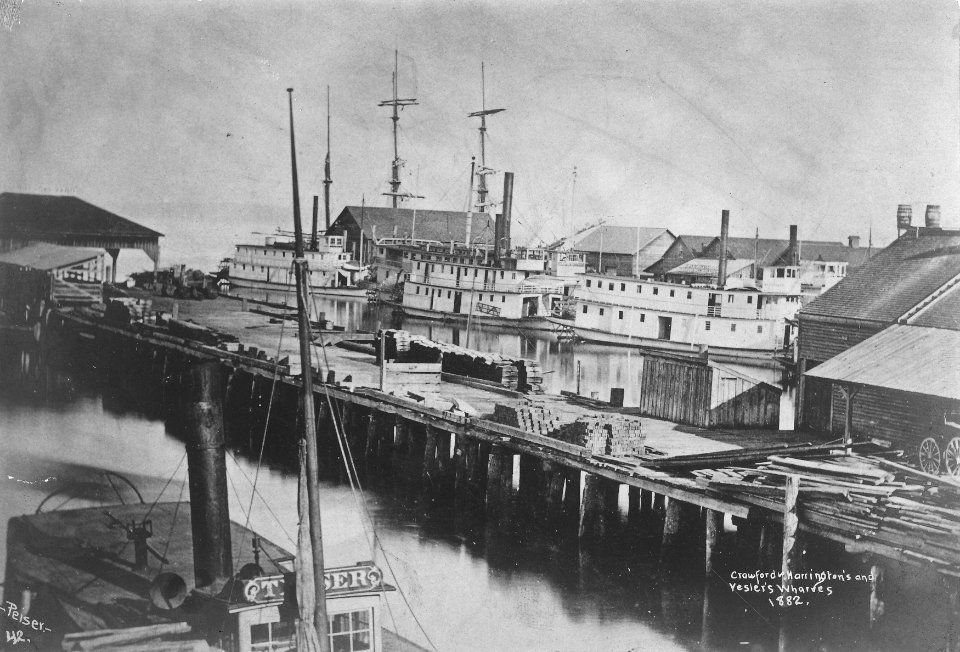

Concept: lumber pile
[[60, 623, 212, 651], [377, 329, 544, 393], [694, 453, 960, 573], [491, 401, 644, 457]]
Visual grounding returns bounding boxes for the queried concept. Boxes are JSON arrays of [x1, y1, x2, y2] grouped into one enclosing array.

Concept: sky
[[1, 0, 958, 273]]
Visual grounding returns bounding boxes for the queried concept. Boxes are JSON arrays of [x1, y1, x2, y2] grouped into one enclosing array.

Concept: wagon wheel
[[918, 437, 942, 475], [943, 437, 960, 477]]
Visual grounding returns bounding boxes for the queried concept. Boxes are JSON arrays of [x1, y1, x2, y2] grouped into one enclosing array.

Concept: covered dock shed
[[0, 193, 162, 282], [638, 355, 781, 428], [804, 324, 960, 476], [0, 243, 105, 323]]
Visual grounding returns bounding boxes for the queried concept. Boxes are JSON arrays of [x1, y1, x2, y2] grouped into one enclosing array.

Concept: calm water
[[242, 291, 796, 429], [1, 295, 946, 651]]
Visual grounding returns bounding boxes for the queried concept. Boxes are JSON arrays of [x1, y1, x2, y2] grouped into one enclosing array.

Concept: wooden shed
[[638, 355, 781, 428]]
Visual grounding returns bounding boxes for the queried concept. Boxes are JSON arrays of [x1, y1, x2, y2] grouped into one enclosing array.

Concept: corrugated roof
[[569, 226, 671, 255], [0, 193, 162, 238], [333, 206, 494, 244], [667, 257, 753, 277], [804, 325, 960, 401], [802, 228, 960, 322], [0, 242, 102, 271]]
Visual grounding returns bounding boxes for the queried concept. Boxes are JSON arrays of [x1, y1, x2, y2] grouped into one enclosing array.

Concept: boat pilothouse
[[398, 242, 578, 328], [222, 231, 363, 293]]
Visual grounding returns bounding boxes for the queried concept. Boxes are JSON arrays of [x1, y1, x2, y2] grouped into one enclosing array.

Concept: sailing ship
[[221, 88, 368, 298], [1, 89, 425, 652]]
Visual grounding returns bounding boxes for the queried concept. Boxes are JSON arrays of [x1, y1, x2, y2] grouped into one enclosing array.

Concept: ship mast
[[378, 50, 420, 208], [323, 86, 332, 238], [287, 88, 331, 652], [468, 62, 504, 213]]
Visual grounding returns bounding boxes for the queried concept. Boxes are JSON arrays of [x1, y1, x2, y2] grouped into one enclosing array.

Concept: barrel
[[896, 204, 912, 230], [924, 204, 941, 228]]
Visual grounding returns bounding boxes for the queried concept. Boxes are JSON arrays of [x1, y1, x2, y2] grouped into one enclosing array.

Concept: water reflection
[[236, 290, 796, 428]]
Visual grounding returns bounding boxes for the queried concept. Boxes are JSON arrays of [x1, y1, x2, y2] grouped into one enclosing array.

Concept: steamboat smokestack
[[182, 361, 233, 589], [789, 224, 799, 265], [717, 209, 729, 288], [500, 172, 514, 260]]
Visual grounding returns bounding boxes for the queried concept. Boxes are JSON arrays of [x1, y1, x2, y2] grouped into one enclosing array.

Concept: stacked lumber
[[380, 330, 544, 392], [492, 400, 562, 436], [694, 453, 960, 573], [60, 623, 212, 651], [553, 416, 645, 457]]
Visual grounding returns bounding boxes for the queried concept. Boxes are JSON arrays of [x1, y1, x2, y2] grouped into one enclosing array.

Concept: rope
[[143, 451, 187, 522]]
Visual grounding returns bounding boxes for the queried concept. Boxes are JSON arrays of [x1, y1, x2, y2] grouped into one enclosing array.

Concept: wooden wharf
[[7, 293, 960, 644]]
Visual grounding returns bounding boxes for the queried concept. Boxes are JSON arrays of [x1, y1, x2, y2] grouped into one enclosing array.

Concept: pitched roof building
[[564, 225, 676, 276], [0, 193, 162, 281], [797, 225, 960, 462]]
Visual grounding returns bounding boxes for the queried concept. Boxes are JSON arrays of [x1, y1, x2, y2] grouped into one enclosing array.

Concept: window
[[250, 620, 295, 652], [687, 291, 692, 299], [757, 325, 763, 333], [727, 294, 734, 303], [653, 287, 659, 295], [479, 294, 483, 302], [599, 308, 605, 316], [620, 283, 626, 291], [501, 296, 506, 303], [639, 313, 646, 322], [730, 323, 736, 332], [637, 285, 642, 293], [777, 268, 785, 278], [747, 296, 753, 304], [582, 305, 588, 314], [586, 279, 592, 288], [415, 286, 420, 294], [669, 289, 675, 297], [329, 609, 373, 652], [416, 262, 421, 270], [618, 311, 624, 319], [608, 282, 614, 290], [500, 271, 505, 279], [447, 291, 451, 298], [705, 320, 711, 331]]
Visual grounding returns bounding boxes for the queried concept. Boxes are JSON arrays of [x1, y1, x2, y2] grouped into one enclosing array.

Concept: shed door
[[657, 316, 672, 340]]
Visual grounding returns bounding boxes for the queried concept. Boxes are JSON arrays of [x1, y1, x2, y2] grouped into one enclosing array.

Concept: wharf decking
[[20, 292, 960, 632]]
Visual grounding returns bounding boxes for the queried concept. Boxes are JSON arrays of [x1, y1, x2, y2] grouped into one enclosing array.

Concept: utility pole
[[378, 50, 420, 208], [468, 62, 504, 213]]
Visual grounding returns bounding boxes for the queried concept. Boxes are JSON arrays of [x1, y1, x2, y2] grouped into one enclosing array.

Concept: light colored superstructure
[[552, 271, 800, 361], [224, 234, 362, 293]]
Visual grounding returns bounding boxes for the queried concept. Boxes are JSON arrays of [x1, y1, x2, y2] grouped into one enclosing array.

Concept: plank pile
[[694, 453, 960, 574], [492, 399, 562, 436], [380, 330, 544, 392]]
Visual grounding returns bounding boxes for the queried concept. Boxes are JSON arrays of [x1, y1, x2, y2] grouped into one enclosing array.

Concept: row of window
[[415, 261, 529, 280], [413, 285, 508, 303], [581, 305, 764, 333]]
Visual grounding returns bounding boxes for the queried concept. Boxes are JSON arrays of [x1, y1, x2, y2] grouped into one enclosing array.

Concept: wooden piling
[[705, 509, 724, 577], [544, 462, 566, 522], [661, 498, 683, 558], [627, 487, 641, 527], [563, 469, 581, 520], [868, 562, 884, 629], [579, 473, 605, 540], [422, 425, 438, 492], [781, 475, 800, 593]]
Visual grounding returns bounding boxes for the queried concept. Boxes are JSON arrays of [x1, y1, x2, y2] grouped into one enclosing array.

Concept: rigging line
[[319, 390, 438, 652], [234, 277, 295, 590], [158, 469, 189, 572], [303, 285, 437, 650], [225, 449, 296, 548], [223, 458, 283, 572], [143, 451, 188, 522]]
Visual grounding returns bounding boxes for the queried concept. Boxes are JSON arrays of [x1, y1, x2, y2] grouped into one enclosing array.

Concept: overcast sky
[[2, 0, 958, 270]]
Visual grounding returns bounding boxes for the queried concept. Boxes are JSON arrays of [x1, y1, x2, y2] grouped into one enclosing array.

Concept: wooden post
[[422, 425, 438, 492], [781, 475, 800, 594], [661, 498, 683, 561], [563, 469, 581, 520], [544, 462, 566, 522], [868, 562, 884, 629], [579, 474, 605, 540], [705, 509, 724, 577], [639, 488, 654, 521], [485, 446, 504, 513], [627, 487, 641, 527]]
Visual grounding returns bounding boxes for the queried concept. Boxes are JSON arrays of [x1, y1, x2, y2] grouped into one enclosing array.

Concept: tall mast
[[379, 50, 419, 208], [323, 86, 332, 236], [468, 62, 504, 213], [287, 88, 331, 652]]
